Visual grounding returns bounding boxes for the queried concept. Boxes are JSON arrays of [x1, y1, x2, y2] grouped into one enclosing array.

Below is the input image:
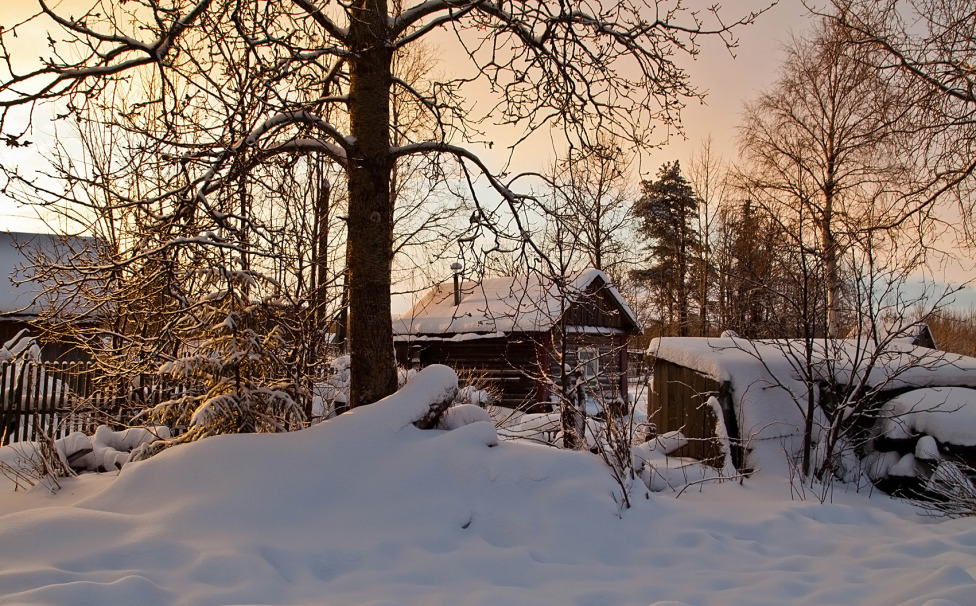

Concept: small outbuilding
[[393, 269, 641, 412], [646, 335, 976, 485]]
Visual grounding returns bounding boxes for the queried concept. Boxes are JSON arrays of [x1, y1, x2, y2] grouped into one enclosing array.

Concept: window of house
[[577, 348, 600, 384]]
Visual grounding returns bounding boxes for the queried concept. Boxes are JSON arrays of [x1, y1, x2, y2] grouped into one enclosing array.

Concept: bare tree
[[737, 18, 921, 338], [0, 0, 770, 411], [686, 136, 726, 336], [819, 0, 976, 242], [729, 16, 968, 486], [711, 197, 784, 337], [740, 239, 957, 485], [540, 137, 637, 284]]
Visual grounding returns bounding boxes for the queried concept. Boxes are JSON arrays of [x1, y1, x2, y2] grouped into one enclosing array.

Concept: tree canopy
[[0, 0, 768, 413]]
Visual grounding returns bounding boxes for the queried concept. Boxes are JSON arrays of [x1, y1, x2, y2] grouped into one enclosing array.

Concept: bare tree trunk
[[346, 0, 398, 408], [824, 227, 841, 339], [311, 173, 331, 336], [823, 167, 840, 339], [677, 226, 689, 337]]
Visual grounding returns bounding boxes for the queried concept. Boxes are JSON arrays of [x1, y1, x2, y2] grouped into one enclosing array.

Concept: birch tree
[[737, 18, 918, 337], [820, 0, 976, 240]]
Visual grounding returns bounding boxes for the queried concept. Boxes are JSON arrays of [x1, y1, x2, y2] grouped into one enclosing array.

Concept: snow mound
[[1, 365, 976, 605], [882, 387, 976, 446]]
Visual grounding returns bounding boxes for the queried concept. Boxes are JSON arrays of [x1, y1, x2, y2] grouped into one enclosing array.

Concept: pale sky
[[644, 1, 813, 171], [0, 0, 814, 231], [0, 1, 971, 303]]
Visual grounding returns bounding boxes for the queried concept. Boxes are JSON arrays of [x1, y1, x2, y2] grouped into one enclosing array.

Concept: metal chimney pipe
[[451, 262, 462, 306]]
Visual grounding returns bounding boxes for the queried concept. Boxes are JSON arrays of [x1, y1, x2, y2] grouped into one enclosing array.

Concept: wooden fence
[[0, 361, 169, 446], [0, 361, 329, 446]]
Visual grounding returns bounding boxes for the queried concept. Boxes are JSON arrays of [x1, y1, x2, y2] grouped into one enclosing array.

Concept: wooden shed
[[647, 357, 739, 468], [393, 269, 641, 412], [647, 336, 976, 475]]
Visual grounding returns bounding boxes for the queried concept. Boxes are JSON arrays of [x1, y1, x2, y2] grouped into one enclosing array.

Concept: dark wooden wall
[[0, 320, 93, 363], [395, 330, 632, 413], [550, 332, 630, 407], [648, 358, 739, 468], [395, 336, 543, 410], [562, 290, 633, 331]]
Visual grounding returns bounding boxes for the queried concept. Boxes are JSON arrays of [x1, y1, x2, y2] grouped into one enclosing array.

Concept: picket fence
[[0, 361, 175, 446]]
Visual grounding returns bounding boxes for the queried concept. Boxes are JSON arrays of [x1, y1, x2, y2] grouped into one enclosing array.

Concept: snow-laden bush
[[913, 460, 976, 518], [59, 426, 172, 471], [630, 429, 735, 494], [0, 425, 171, 492], [0, 328, 41, 364], [136, 269, 304, 454], [438, 403, 493, 431], [312, 355, 352, 419]]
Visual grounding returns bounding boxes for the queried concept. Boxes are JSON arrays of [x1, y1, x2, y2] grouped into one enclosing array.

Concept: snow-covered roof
[[647, 337, 976, 474], [0, 231, 103, 319], [846, 320, 937, 350], [394, 268, 639, 337], [648, 337, 976, 390]]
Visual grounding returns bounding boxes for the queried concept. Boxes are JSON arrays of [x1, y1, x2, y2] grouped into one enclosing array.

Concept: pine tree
[[631, 161, 699, 336]]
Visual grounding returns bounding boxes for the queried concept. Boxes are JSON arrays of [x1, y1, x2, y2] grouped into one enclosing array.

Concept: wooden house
[[0, 231, 102, 362], [393, 269, 641, 412]]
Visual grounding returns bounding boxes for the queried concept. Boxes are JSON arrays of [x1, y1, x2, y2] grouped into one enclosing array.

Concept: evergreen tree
[[631, 161, 699, 336]]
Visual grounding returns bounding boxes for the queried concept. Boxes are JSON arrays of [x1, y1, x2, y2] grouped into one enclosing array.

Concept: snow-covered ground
[[1, 366, 975, 606]]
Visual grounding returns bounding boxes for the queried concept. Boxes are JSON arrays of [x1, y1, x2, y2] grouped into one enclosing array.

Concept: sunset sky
[[0, 0, 814, 229], [5, 2, 969, 297]]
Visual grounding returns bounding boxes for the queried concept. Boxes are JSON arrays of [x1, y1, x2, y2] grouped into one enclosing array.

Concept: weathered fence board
[[0, 361, 180, 446], [1, 362, 95, 445]]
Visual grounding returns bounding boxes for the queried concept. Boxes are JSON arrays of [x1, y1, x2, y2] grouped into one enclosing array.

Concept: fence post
[[0, 363, 11, 445]]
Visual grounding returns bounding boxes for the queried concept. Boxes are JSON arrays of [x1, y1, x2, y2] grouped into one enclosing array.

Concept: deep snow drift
[[0, 366, 975, 606]]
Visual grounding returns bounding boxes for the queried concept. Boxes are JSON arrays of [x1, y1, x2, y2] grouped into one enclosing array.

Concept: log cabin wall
[[394, 336, 544, 410], [393, 271, 641, 414], [548, 331, 630, 409]]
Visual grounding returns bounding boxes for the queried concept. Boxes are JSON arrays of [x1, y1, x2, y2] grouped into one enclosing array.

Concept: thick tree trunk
[[346, 0, 398, 407]]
